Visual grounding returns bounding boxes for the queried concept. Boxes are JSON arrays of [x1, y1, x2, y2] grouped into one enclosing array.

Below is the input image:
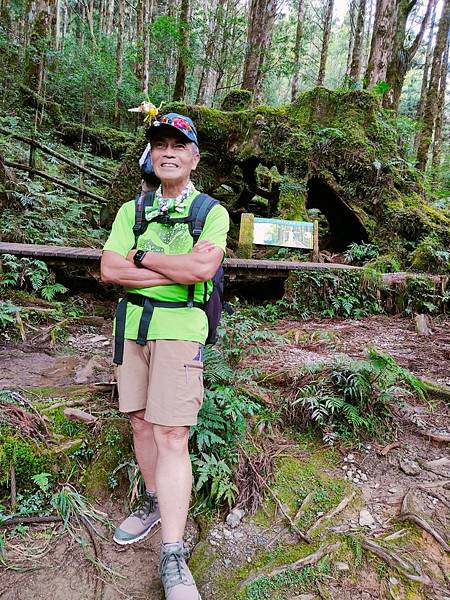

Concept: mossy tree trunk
[[364, 0, 398, 89], [24, 0, 56, 96], [383, 0, 434, 111], [291, 0, 306, 101], [114, 0, 125, 129], [349, 0, 367, 82], [317, 0, 335, 86], [416, 0, 450, 171], [431, 35, 449, 170], [173, 0, 190, 101]]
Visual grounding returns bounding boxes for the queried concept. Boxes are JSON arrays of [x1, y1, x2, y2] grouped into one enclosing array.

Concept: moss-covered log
[[105, 87, 449, 271]]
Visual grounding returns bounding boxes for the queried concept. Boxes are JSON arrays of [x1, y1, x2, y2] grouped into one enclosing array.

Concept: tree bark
[[291, 0, 306, 101], [173, 0, 190, 101], [24, 0, 56, 95], [431, 35, 449, 169], [317, 0, 335, 86], [345, 0, 357, 77], [254, 0, 277, 103], [196, 0, 220, 105], [413, 0, 438, 153], [114, 0, 125, 128], [107, 0, 114, 34], [349, 0, 367, 82], [416, 0, 450, 170], [142, 0, 153, 96], [383, 0, 434, 110], [364, 0, 399, 89], [242, 0, 278, 101]]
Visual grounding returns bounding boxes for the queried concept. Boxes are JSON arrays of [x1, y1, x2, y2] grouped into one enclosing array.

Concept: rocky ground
[[0, 312, 449, 600]]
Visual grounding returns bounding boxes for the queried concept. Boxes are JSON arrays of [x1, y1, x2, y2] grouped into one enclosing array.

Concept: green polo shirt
[[103, 188, 229, 343]]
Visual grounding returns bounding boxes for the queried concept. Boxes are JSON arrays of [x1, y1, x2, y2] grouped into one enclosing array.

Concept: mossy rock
[[220, 89, 253, 112], [82, 418, 133, 499], [105, 87, 448, 266]]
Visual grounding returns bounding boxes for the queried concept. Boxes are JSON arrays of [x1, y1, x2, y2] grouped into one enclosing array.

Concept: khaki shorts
[[116, 339, 204, 426]]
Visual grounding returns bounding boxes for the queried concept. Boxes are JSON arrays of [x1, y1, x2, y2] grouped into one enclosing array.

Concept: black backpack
[[113, 192, 231, 365]]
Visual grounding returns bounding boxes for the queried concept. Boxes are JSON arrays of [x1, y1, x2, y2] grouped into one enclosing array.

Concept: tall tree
[[349, 0, 367, 82], [364, 0, 398, 89], [414, 0, 438, 153], [416, 0, 450, 170], [383, 0, 434, 110], [317, 0, 334, 86], [106, 0, 114, 34], [345, 0, 357, 76], [25, 0, 56, 95], [114, 0, 125, 128], [291, 0, 306, 101], [173, 0, 190, 101], [142, 0, 153, 96], [242, 0, 277, 101], [196, 0, 220, 105], [431, 35, 449, 169]]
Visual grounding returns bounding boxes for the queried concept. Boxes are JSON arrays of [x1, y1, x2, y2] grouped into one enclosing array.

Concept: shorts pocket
[[183, 361, 204, 409]]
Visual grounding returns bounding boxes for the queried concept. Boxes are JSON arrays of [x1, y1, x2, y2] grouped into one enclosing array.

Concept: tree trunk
[[114, 0, 125, 128], [364, 0, 399, 89], [24, 0, 55, 94], [107, 0, 114, 34], [345, 0, 357, 77], [317, 0, 334, 86], [196, 0, 220, 105], [242, 0, 278, 100], [349, 0, 367, 81], [416, 0, 450, 170], [173, 0, 190, 101], [414, 0, 438, 154], [254, 0, 277, 103], [291, 0, 306, 101], [142, 0, 153, 96], [384, 0, 434, 110], [431, 35, 449, 169]]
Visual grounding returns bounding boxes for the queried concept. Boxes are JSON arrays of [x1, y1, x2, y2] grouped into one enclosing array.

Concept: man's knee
[[129, 410, 152, 436], [153, 425, 189, 454]]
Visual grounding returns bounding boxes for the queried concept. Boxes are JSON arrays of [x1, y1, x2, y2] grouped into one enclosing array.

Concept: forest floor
[[0, 303, 449, 600]]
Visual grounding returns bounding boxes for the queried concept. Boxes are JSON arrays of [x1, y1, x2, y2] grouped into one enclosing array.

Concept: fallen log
[[3, 160, 106, 203]]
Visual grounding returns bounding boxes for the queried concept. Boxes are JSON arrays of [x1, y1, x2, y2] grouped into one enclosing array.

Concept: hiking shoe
[[160, 541, 201, 599], [113, 491, 161, 545]]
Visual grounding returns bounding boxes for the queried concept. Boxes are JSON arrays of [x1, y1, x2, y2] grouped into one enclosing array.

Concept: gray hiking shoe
[[160, 542, 201, 600], [113, 491, 161, 545]]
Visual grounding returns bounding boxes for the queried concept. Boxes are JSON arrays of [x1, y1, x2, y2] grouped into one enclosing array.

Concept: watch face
[[134, 250, 146, 264]]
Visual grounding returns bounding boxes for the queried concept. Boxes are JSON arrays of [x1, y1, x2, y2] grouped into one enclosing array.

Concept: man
[[101, 113, 229, 600]]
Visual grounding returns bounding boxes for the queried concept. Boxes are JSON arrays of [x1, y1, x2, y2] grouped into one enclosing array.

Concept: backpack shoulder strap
[[132, 191, 155, 249], [188, 193, 219, 243]]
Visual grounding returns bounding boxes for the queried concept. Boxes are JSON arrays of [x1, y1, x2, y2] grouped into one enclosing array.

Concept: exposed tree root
[[1, 515, 62, 527], [239, 542, 341, 589], [399, 488, 450, 552], [361, 538, 432, 586], [306, 492, 356, 537]]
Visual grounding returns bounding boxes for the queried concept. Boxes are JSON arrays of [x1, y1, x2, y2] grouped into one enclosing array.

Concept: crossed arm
[[100, 239, 223, 288]]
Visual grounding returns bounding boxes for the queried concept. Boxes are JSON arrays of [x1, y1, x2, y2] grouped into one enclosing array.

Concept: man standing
[[101, 113, 229, 600]]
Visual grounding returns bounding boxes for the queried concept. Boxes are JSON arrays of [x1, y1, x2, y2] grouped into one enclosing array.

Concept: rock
[[335, 561, 350, 571], [360, 473, 368, 481], [347, 453, 355, 462], [399, 458, 421, 476], [388, 487, 398, 494], [223, 529, 233, 540], [359, 509, 376, 529], [233, 530, 244, 539], [63, 407, 97, 424], [291, 595, 316, 600], [414, 313, 431, 336], [226, 508, 245, 529], [74, 356, 101, 384]]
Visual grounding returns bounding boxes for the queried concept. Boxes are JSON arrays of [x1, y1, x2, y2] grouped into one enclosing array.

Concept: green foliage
[[0, 254, 67, 300], [344, 242, 379, 265], [283, 269, 383, 319], [0, 300, 19, 330], [411, 235, 450, 274], [290, 348, 426, 443], [0, 436, 49, 491]]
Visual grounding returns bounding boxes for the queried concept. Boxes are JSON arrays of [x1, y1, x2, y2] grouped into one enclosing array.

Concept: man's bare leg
[[130, 409, 158, 492], [153, 425, 191, 542]]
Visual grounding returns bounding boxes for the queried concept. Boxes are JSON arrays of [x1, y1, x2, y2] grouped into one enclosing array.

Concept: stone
[[359, 509, 376, 528], [63, 407, 97, 424], [399, 458, 421, 476], [233, 530, 245, 540], [360, 473, 368, 481], [335, 561, 350, 571], [223, 529, 233, 540], [347, 454, 355, 461], [226, 508, 245, 529], [388, 487, 398, 494]]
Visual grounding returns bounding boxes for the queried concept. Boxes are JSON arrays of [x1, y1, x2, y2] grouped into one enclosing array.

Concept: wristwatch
[[133, 250, 147, 268]]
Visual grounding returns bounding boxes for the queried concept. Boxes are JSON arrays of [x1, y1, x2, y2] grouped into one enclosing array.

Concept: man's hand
[[127, 249, 138, 262], [192, 239, 217, 254]]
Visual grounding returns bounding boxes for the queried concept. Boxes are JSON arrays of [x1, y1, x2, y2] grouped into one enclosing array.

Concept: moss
[[82, 418, 132, 499], [411, 235, 450, 274], [221, 89, 253, 112], [0, 435, 50, 491], [189, 541, 219, 586]]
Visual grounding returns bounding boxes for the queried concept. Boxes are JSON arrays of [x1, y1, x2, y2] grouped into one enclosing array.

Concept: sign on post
[[238, 213, 319, 261]]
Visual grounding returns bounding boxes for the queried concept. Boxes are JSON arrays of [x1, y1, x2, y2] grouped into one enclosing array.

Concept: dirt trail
[[0, 314, 449, 599]]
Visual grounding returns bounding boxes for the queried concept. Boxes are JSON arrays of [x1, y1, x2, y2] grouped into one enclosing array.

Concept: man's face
[[150, 132, 200, 185]]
